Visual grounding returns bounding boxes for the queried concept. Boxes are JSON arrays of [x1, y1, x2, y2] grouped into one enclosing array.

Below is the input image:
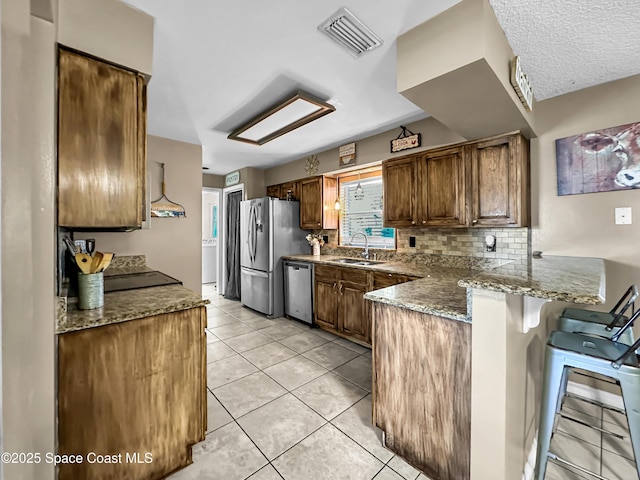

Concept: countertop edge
[[456, 279, 604, 305], [364, 293, 469, 323]]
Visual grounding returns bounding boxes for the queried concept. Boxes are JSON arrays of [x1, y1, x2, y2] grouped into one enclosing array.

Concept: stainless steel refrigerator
[[240, 197, 309, 318]]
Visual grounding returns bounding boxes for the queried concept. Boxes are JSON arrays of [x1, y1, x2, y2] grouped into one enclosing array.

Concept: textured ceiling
[[489, 0, 640, 101], [123, 0, 640, 174]]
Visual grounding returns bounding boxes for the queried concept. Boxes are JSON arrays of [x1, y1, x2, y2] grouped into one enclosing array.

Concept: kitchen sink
[[333, 258, 385, 266]]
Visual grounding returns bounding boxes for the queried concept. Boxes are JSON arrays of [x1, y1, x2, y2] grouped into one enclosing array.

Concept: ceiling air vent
[[318, 8, 383, 58]]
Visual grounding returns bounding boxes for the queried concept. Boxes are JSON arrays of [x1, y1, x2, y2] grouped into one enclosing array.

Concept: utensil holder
[[78, 272, 104, 310], [312, 243, 321, 256]]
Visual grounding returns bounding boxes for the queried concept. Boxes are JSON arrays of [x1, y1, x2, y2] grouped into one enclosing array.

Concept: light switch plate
[[615, 207, 632, 225]]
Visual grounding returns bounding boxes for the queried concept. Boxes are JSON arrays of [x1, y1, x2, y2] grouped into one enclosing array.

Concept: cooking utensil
[[63, 236, 79, 255], [86, 239, 96, 256], [75, 253, 93, 274], [91, 252, 104, 273], [96, 252, 115, 273]]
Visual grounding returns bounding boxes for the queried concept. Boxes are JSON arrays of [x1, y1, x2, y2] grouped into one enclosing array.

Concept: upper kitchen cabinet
[[58, 48, 147, 229], [382, 146, 466, 228], [382, 132, 529, 229], [382, 154, 418, 228], [299, 176, 338, 230], [419, 145, 467, 227], [266, 184, 281, 198], [469, 133, 529, 227]]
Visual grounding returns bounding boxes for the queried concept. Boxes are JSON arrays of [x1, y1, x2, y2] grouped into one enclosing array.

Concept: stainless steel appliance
[[284, 261, 313, 325], [240, 197, 308, 318]]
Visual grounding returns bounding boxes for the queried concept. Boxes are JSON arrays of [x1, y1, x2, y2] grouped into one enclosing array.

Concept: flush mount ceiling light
[[228, 91, 335, 146], [318, 7, 383, 58]]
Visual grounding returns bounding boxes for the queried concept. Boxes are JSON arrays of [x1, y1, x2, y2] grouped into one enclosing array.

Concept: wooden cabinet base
[[57, 307, 207, 480], [372, 303, 471, 480]]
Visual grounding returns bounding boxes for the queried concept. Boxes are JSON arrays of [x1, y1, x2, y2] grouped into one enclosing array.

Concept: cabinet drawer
[[315, 264, 341, 280], [341, 268, 369, 285], [372, 272, 418, 289]]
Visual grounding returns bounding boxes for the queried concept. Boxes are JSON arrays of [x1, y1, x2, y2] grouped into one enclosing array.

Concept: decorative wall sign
[[339, 142, 356, 167], [510, 56, 534, 112], [304, 155, 319, 176], [555, 121, 640, 195], [225, 170, 240, 187], [391, 126, 421, 153]]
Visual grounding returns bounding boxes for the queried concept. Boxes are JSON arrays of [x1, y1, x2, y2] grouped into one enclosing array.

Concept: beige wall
[[238, 167, 265, 200], [57, 0, 154, 76], [264, 117, 465, 186], [77, 136, 203, 291], [397, 0, 535, 140], [203, 173, 224, 189], [1, 8, 57, 480], [531, 74, 640, 311]]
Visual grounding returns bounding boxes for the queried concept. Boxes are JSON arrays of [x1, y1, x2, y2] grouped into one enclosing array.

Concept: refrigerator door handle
[[250, 204, 258, 263]]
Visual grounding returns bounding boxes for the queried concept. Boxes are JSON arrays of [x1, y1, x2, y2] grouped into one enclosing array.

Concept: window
[[339, 172, 395, 249]]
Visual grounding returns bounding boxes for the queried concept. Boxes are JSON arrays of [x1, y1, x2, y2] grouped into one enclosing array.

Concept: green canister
[[78, 272, 104, 310]]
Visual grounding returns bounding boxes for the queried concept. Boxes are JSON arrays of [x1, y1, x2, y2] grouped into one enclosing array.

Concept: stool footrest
[[560, 413, 626, 439], [565, 392, 626, 415], [549, 453, 608, 479]]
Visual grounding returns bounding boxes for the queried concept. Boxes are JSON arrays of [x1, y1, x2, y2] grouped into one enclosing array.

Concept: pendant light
[[354, 172, 364, 200]]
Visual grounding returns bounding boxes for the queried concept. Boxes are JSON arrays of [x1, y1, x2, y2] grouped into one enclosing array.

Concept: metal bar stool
[[559, 285, 638, 343], [556, 285, 638, 412], [535, 310, 640, 479]]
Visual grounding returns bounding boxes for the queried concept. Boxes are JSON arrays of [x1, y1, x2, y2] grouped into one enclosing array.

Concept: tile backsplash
[[395, 227, 530, 260], [313, 227, 530, 265]]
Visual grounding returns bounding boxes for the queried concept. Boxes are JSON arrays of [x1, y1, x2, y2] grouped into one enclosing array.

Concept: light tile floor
[[169, 284, 637, 480]]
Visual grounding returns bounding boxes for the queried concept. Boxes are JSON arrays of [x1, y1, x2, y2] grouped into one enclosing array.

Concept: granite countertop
[[458, 255, 606, 305], [284, 254, 471, 321], [284, 254, 606, 322], [58, 285, 209, 334], [57, 261, 209, 334]]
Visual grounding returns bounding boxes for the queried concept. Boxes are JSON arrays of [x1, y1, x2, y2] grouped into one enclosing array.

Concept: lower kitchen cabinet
[[372, 302, 471, 480], [314, 265, 370, 345], [57, 306, 207, 480]]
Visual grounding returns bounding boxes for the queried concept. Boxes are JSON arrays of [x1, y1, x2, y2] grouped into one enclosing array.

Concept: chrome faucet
[[349, 232, 369, 259]]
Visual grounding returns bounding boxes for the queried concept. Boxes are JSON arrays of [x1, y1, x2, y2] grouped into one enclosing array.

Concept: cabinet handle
[[411, 220, 416, 225], [333, 282, 337, 292], [472, 219, 478, 224], [421, 220, 426, 224], [317, 222, 321, 226], [339, 284, 344, 295]]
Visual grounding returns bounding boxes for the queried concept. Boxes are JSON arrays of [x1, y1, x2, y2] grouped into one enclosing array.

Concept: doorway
[[219, 184, 244, 297], [202, 188, 221, 289]]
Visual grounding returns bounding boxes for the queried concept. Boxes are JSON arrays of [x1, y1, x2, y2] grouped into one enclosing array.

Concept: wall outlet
[[615, 207, 632, 225], [409, 236, 416, 247]]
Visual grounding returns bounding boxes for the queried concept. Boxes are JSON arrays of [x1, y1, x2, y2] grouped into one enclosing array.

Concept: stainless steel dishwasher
[[284, 261, 313, 325]]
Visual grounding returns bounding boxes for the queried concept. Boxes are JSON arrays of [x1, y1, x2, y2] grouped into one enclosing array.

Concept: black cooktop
[[103, 271, 182, 293]]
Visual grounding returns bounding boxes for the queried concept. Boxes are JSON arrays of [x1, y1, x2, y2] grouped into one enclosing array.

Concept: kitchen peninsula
[[287, 252, 605, 480], [56, 256, 209, 480]]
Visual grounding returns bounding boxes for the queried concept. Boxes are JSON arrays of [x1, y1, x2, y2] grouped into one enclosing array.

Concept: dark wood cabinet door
[[314, 276, 339, 331], [470, 133, 528, 227], [382, 155, 418, 227], [300, 177, 322, 229], [266, 184, 281, 198], [300, 176, 338, 229], [279, 181, 299, 200], [58, 48, 145, 228], [419, 146, 467, 227], [339, 280, 369, 344]]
